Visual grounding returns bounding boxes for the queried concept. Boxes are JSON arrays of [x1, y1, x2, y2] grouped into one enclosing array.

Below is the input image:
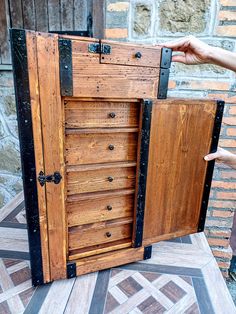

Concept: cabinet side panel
[[26, 31, 51, 283], [143, 99, 217, 245], [10, 29, 44, 286], [36, 33, 67, 280]]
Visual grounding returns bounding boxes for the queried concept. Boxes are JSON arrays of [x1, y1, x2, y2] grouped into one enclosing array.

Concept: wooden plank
[[48, 0, 61, 31], [35, 0, 48, 31], [0, 0, 11, 64], [67, 193, 134, 226], [92, 0, 105, 38], [65, 100, 140, 128], [36, 32, 67, 280], [65, 131, 138, 165], [67, 165, 136, 195], [22, 0, 36, 29], [75, 247, 144, 276], [69, 218, 132, 251], [72, 40, 160, 98], [61, 0, 73, 31], [9, 0, 23, 28], [67, 161, 137, 173], [26, 31, 50, 283], [101, 41, 162, 68], [143, 99, 216, 246], [74, 0, 88, 30]]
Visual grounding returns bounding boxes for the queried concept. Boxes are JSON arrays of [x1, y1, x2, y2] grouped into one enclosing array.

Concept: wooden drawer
[[65, 101, 140, 128], [67, 190, 134, 227], [65, 130, 138, 165], [67, 163, 136, 195], [68, 218, 132, 251]]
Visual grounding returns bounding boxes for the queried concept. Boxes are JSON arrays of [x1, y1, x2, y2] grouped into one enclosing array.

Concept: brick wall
[[105, 0, 236, 277]]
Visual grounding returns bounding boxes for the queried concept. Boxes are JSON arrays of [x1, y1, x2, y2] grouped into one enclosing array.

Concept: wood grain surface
[[100, 40, 162, 68], [142, 99, 216, 246], [26, 31, 50, 282], [36, 32, 67, 280], [67, 192, 134, 226], [67, 164, 136, 195], [65, 131, 138, 165], [65, 100, 139, 128]]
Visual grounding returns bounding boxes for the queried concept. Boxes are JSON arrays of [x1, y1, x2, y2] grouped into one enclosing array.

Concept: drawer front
[[100, 41, 162, 68], [66, 132, 138, 165], [67, 193, 134, 226], [69, 221, 132, 250], [65, 101, 139, 128], [67, 166, 136, 195]]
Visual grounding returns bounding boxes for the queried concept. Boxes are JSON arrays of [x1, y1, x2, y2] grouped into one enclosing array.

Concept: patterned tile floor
[[0, 192, 235, 314]]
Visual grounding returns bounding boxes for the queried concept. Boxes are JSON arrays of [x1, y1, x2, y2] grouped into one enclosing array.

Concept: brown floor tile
[[117, 276, 142, 297], [10, 267, 31, 286], [138, 296, 166, 314], [2, 258, 22, 268], [19, 286, 35, 307], [0, 301, 11, 314], [111, 269, 122, 277], [141, 272, 161, 282], [160, 280, 187, 303], [180, 275, 193, 286], [104, 292, 120, 313], [184, 302, 200, 314]]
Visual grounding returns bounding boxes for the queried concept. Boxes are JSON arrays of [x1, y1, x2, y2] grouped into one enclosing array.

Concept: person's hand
[[160, 36, 212, 65], [204, 147, 236, 169]]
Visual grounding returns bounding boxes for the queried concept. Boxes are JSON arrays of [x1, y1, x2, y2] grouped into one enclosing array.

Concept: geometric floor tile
[[0, 193, 235, 314]]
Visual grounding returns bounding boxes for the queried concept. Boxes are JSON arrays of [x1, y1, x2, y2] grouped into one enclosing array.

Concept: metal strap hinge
[[88, 43, 111, 55]]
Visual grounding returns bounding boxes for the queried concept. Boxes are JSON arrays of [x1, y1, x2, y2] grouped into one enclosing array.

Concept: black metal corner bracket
[[10, 28, 44, 286], [157, 47, 172, 99], [67, 262, 76, 279], [143, 246, 152, 260], [133, 99, 153, 248], [58, 38, 73, 96], [198, 100, 225, 232]]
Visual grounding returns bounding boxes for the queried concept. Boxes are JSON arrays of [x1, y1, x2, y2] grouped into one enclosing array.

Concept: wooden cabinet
[[10, 29, 224, 286]]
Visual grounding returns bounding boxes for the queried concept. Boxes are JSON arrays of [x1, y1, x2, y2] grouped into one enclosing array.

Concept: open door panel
[[140, 98, 224, 246]]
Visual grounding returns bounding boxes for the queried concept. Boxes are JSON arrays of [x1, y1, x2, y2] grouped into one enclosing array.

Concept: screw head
[[107, 205, 112, 211], [108, 144, 115, 150], [108, 176, 113, 182]]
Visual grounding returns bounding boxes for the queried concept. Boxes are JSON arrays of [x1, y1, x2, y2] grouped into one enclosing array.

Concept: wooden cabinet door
[[132, 98, 224, 248]]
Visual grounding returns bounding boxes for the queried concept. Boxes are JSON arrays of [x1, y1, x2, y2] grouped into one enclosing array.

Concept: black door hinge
[[88, 43, 111, 55], [38, 171, 62, 187]]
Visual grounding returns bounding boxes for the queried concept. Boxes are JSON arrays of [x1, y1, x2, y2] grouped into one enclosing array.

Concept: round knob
[[107, 205, 112, 211], [108, 176, 114, 182], [106, 232, 112, 238], [109, 112, 116, 118], [135, 52, 142, 59], [109, 144, 115, 150]]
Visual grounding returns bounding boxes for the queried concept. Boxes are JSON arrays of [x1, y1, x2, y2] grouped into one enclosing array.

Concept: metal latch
[[88, 43, 111, 55], [38, 171, 62, 187]]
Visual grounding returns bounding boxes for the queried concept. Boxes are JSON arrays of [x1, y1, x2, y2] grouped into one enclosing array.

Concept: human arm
[[162, 36, 236, 72], [204, 147, 236, 169]]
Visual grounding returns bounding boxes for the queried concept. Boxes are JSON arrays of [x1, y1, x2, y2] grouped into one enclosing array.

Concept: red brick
[[220, 0, 236, 5], [208, 200, 235, 208], [223, 117, 236, 126], [212, 210, 234, 218], [211, 181, 236, 189], [207, 237, 230, 247], [216, 25, 236, 37], [226, 128, 236, 136], [216, 191, 236, 199], [105, 28, 128, 38], [220, 171, 236, 180], [207, 93, 236, 103], [229, 106, 236, 115], [217, 261, 231, 269], [209, 229, 231, 237], [219, 139, 236, 148], [212, 249, 232, 259], [183, 80, 230, 91], [218, 11, 236, 21]]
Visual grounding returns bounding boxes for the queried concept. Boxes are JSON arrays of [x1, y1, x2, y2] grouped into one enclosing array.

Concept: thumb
[[204, 152, 219, 161]]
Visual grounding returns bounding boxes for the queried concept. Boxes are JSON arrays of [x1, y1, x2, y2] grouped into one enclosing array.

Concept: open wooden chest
[[10, 29, 224, 286]]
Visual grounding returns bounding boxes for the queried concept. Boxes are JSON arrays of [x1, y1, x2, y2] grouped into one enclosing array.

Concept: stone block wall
[[105, 0, 236, 277]]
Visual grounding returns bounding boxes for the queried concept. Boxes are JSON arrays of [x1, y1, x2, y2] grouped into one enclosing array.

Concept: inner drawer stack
[[64, 99, 140, 260]]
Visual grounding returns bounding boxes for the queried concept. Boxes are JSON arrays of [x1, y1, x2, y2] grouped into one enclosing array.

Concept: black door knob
[[109, 112, 116, 118], [107, 205, 113, 211], [109, 144, 115, 150], [135, 52, 142, 59], [108, 176, 114, 182]]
